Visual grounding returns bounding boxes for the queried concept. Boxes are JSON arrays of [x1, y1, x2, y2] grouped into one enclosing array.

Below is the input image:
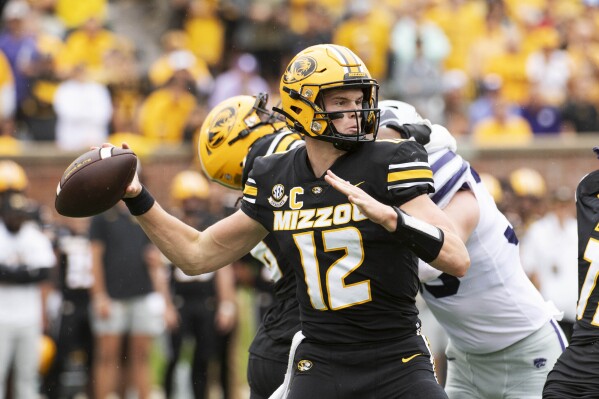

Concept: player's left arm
[[398, 194, 470, 277], [417, 189, 479, 281], [325, 170, 470, 277], [440, 189, 480, 243]]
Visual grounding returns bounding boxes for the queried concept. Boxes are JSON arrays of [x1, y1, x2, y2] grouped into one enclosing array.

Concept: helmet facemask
[[227, 92, 284, 145], [312, 83, 380, 151]]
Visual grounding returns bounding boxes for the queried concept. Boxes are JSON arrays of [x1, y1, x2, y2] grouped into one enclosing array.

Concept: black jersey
[[244, 130, 305, 359], [573, 169, 599, 344], [241, 139, 434, 344], [244, 130, 304, 302]]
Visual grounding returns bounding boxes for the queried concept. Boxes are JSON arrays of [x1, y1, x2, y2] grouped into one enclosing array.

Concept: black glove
[[400, 124, 432, 146]]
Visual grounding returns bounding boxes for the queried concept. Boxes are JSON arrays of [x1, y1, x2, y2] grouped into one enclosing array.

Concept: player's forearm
[[428, 228, 470, 277], [389, 206, 470, 277], [135, 203, 263, 275], [134, 201, 215, 275]]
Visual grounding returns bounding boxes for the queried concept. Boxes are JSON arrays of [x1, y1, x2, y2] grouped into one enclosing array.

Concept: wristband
[[393, 207, 444, 263], [123, 186, 155, 216]]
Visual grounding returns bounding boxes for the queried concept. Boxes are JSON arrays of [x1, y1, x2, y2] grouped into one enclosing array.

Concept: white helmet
[[378, 100, 457, 153]]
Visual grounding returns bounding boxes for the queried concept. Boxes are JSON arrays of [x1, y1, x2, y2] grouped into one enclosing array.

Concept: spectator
[[392, 34, 445, 123], [167, 0, 192, 30], [0, 48, 16, 120], [483, 32, 530, 105], [389, 1, 450, 73], [332, 0, 393, 80], [184, 0, 226, 71], [0, 0, 38, 120], [54, 0, 108, 32], [465, 0, 518, 84], [440, 68, 470, 137], [56, 16, 118, 80], [560, 77, 599, 134], [519, 85, 563, 135], [52, 63, 112, 151], [148, 30, 213, 98], [472, 95, 533, 147], [468, 74, 520, 129], [207, 53, 269, 109], [89, 200, 177, 399], [521, 186, 578, 341], [20, 33, 63, 142], [525, 27, 572, 106], [231, 0, 290, 82], [138, 67, 198, 144], [0, 192, 55, 399], [286, 2, 334, 57], [425, 0, 486, 72]]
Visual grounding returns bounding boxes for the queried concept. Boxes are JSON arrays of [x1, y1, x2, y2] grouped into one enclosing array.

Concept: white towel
[[268, 330, 305, 399]]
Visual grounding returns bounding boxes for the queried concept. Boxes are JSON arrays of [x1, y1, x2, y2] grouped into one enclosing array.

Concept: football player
[[378, 100, 567, 398], [197, 93, 303, 399], [114, 44, 469, 398], [543, 148, 599, 398], [163, 170, 237, 399]]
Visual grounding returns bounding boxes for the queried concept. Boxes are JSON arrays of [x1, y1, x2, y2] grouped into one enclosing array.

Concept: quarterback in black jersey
[[543, 152, 599, 398], [112, 44, 468, 399], [198, 93, 303, 398]]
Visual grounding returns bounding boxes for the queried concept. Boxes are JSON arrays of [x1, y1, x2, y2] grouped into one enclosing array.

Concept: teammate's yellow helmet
[[0, 160, 28, 192], [198, 93, 286, 190], [39, 335, 56, 375], [276, 44, 379, 149], [479, 173, 503, 204], [170, 170, 211, 202], [509, 168, 546, 198]]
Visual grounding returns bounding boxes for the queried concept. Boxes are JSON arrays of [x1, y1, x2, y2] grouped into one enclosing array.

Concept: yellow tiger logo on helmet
[[206, 106, 237, 151], [283, 56, 317, 84]]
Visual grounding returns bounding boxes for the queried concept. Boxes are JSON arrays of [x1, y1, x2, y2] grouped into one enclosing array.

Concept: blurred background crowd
[[0, 0, 598, 154], [0, 0, 595, 398]]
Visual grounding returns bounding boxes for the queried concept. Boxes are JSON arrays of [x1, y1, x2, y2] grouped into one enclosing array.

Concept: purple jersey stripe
[[430, 151, 456, 174], [431, 162, 469, 204], [550, 318, 568, 352]]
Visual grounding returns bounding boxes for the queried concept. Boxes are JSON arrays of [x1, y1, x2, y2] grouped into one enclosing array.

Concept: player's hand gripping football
[[96, 142, 143, 198], [324, 170, 397, 232]]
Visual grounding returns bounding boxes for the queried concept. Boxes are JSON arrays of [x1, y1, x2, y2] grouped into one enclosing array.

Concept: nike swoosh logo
[[401, 353, 422, 363], [355, 181, 365, 187]]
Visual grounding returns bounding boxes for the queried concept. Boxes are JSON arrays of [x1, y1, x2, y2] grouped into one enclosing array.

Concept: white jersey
[[0, 221, 55, 326], [421, 148, 552, 353]]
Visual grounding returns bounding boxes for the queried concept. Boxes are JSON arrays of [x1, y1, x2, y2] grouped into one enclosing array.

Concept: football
[[55, 147, 137, 217]]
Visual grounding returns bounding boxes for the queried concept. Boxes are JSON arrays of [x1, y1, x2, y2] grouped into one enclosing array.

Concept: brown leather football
[[55, 147, 137, 217]]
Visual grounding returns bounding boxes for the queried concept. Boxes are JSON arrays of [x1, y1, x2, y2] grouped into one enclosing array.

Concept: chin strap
[[272, 106, 307, 135]]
